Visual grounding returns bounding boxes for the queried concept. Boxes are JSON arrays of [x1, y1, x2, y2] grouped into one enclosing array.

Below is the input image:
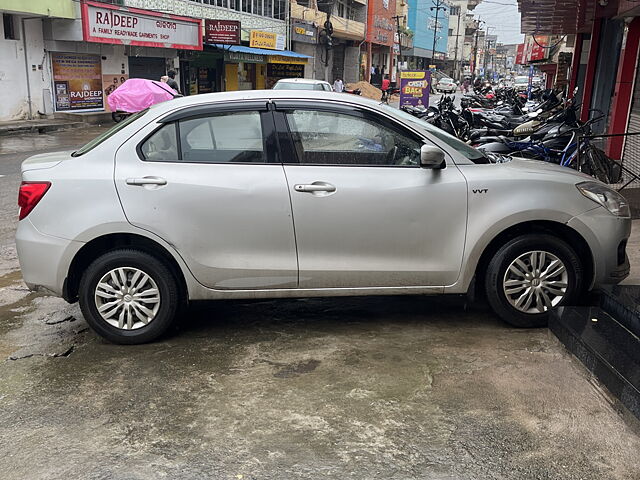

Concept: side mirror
[[420, 145, 446, 169]]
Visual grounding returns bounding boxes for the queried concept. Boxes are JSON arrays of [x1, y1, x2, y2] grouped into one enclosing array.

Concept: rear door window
[[140, 110, 267, 164]]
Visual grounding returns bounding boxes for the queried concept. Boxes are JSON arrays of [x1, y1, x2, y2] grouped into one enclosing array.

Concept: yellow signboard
[[269, 55, 307, 65], [250, 30, 285, 50], [400, 71, 426, 79]]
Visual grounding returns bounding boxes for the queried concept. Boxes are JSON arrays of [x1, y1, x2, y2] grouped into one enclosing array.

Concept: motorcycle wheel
[[112, 112, 130, 123]]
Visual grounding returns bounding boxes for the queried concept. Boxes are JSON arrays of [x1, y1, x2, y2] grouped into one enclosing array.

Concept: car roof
[[145, 89, 384, 116], [275, 78, 330, 85]]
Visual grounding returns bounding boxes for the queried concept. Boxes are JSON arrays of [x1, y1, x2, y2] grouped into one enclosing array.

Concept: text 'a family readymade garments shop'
[[49, 0, 202, 114]]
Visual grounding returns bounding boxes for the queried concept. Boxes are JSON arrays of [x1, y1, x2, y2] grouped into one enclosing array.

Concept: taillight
[[18, 182, 50, 220]]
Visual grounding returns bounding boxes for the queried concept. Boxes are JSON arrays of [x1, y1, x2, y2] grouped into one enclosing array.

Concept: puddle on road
[[0, 270, 22, 288], [0, 127, 109, 155]]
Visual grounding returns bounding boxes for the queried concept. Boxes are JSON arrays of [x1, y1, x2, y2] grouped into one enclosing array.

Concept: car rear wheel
[[485, 234, 584, 328], [79, 249, 180, 344]]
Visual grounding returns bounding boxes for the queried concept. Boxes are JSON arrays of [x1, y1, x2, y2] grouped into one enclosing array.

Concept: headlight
[[576, 181, 630, 217]]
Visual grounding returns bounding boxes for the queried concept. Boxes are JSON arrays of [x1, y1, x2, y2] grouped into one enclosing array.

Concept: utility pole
[[471, 18, 485, 80], [392, 15, 405, 81], [430, 0, 448, 68], [483, 27, 495, 80], [452, 7, 462, 81]]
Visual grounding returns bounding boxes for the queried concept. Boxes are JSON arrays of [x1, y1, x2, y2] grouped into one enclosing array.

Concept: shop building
[[517, 0, 640, 160], [42, 0, 202, 115], [288, 0, 365, 84], [0, 0, 76, 120], [364, 0, 396, 85], [404, 0, 449, 70]]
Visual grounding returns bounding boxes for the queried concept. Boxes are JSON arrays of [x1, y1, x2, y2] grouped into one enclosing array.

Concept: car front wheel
[[79, 249, 180, 344], [485, 234, 584, 328]]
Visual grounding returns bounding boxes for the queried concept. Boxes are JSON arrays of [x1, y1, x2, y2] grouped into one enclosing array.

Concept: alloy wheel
[[94, 267, 161, 330], [502, 250, 568, 314]]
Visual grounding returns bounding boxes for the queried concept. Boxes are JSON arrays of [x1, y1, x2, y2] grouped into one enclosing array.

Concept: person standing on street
[[166, 70, 181, 94], [333, 78, 344, 93], [381, 75, 390, 103]]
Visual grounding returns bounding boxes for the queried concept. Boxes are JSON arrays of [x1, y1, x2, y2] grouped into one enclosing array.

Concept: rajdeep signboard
[[250, 30, 285, 51], [205, 19, 240, 45], [399, 70, 431, 108], [81, 0, 202, 50], [51, 52, 104, 111]]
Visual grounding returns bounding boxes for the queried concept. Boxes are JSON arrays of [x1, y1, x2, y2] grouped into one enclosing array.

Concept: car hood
[[504, 157, 595, 182], [21, 150, 74, 172]]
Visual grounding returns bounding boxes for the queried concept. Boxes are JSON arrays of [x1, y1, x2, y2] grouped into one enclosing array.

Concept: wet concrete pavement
[[1, 128, 639, 479]]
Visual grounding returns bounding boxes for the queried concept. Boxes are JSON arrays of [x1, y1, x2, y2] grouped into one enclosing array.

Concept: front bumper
[[15, 218, 83, 297], [567, 207, 631, 288]]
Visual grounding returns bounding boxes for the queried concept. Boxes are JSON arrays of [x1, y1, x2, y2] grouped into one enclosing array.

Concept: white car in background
[[514, 76, 531, 92], [436, 77, 457, 93], [273, 78, 333, 91]]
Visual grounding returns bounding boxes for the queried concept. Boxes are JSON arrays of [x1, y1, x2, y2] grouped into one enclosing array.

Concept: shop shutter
[[621, 52, 640, 185], [128, 57, 167, 82]]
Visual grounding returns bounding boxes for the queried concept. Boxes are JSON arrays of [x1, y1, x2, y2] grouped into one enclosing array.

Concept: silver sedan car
[[16, 91, 631, 344]]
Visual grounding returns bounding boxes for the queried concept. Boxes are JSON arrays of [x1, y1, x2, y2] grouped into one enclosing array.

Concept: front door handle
[[126, 177, 167, 186], [294, 183, 336, 193]]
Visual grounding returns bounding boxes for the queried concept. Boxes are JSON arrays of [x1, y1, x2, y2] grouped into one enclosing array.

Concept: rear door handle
[[126, 177, 167, 186], [294, 183, 336, 193]]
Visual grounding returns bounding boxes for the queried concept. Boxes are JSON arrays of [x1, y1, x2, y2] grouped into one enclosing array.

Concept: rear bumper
[[15, 218, 83, 297], [567, 208, 631, 288]]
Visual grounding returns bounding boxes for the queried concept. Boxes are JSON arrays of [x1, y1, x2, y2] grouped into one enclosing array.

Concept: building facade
[[0, 0, 76, 120], [445, 0, 481, 79], [404, 0, 450, 69], [0, 0, 318, 121], [289, 0, 366, 84]]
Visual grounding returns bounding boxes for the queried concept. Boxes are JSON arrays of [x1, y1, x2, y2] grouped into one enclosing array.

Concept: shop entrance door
[[128, 56, 166, 81]]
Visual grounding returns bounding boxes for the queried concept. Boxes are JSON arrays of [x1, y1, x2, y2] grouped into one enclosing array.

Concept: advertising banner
[[250, 30, 285, 50], [367, 0, 395, 47], [102, 74, 129, 112], [205, 19, 240, 45], [81, 0, 202, 50], [529, 36, 549, 62], [515, 43, 525, 65], [51, 53, 103, 111], [399, 70, 431, 108], [267, 63, 305, 78], [291, 20, 316, 44]]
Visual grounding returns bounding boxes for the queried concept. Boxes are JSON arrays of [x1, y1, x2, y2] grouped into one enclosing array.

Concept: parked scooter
[[108, 78, 180, 123]]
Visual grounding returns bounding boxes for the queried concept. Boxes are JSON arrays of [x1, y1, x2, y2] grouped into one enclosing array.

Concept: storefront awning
[[517, 0, 596, 34], [208, 44, 312, 59]]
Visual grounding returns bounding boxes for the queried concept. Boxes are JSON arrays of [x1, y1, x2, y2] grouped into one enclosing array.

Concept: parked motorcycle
[[108, 78, 180, 123]]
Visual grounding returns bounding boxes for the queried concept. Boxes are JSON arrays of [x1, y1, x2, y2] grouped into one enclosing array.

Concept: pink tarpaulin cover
[[107, 78, 177, 113]]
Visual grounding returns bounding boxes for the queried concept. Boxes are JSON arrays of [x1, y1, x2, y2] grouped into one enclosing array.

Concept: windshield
[[273, 82, 325, 91], [515, 77, 529, 85], [72, 109, 148, 156], [382, 104, 487, 162]]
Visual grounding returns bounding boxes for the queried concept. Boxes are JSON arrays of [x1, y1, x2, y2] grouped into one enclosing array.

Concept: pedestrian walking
[[166, 70, 180, 94], [380, 75, 390, 103], [333, 78, 344, 93]]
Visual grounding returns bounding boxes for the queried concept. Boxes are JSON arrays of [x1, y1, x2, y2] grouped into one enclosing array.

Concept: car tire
[[79, 249, 180, 344], [485, 234, 584, 328]]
